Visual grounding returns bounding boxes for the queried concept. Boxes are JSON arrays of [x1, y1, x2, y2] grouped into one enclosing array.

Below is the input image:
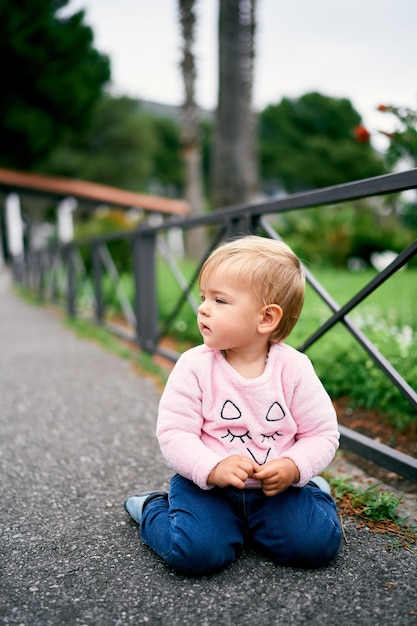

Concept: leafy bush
[[269, 201, 416, 268], [290, 268, 416, 429], [329, 476, 402, 522]]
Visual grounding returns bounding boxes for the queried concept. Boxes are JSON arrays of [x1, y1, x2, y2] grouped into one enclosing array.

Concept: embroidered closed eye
[[221, 429, 253, 443], [261, 431, 282, 442]]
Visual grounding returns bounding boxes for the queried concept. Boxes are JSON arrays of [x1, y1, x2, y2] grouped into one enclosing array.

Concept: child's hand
[[253, 458, 300, 496], [207, 455, 258, 489]]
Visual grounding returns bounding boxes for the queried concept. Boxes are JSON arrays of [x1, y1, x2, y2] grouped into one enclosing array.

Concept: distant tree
[[44, 96, 156, 189], [376, 103, 417, 169], [259, 92, 386, 193], [178, 0, 204, 213], [376, 103, 417, 229], [44, 96, 184, 194], [0, 0, 110, 169], [178, 0, 206, 257], [151, 114, 185, 195], [212, 0, 258, 209]]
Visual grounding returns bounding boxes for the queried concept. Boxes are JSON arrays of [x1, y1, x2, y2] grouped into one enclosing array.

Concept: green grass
[[329, 475, 403, 522], [295, 269, 416, 429], [301, 267, 415, 329], [327, 475, 417, 552]]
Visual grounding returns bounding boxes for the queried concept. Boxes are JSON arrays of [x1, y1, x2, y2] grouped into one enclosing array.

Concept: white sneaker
[[124, 491, 167, 524], [309, 476, 331, 494]]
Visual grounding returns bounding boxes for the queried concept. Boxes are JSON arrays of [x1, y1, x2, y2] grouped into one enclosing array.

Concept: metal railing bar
[[65, 244, 76, 317], [19, 172, 412, 264], [300, 239, 417, 347], [339, 321, 417, 408], [338, 425, 417, 483], [98, 244, 137, 328], [298, 252, 417, 408], [157, 235, 199, 312], [252, 168, 417, 215], [260, 217, 345, 313], [156, 225, 227, 341], [132, 169, 417, 237], [261, 218, 417, 410], [45, 248, 64, 301], [73, 249, 96, 309], [153, 344, 181, 363], [103, 320, 137, 344]]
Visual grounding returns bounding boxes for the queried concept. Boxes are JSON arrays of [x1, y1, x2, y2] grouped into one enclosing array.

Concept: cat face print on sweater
[[220, 399, 285, 465]]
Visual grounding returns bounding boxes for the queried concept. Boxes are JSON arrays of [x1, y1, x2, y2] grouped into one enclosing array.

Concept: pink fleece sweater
[[157, 343, 339, 490]]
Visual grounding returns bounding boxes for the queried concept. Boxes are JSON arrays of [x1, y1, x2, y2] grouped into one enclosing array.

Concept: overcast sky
[[66, 0, 417, 150]]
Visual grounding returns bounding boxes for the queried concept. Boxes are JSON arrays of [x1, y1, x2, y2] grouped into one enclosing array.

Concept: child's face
[[198, 269, 264, 352]]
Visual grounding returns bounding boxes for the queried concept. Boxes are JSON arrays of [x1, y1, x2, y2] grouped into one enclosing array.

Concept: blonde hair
[[199, 235, 305, 343]]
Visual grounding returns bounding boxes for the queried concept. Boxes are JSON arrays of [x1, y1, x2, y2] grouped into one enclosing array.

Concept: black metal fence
[[13, 169, 417, 482]]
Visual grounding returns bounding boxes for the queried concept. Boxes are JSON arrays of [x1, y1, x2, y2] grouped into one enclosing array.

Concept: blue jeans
[[140, 474, 342, 577]]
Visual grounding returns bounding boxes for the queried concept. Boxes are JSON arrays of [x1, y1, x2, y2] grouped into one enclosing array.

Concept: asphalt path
[[1, 269, 416, 626]]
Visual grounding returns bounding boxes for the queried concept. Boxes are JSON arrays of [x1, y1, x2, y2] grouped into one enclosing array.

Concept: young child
[[125, 235, 342, 576]]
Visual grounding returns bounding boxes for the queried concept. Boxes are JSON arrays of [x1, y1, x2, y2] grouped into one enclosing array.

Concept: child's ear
[[258, 304, 283, 335]]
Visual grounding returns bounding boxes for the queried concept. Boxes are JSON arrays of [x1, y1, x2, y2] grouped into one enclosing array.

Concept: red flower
[[354, 125, 371, 143], [377, 104, 389, 112]]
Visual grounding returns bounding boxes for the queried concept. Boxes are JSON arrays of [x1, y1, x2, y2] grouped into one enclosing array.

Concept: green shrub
[[329, 476, 402, 522]]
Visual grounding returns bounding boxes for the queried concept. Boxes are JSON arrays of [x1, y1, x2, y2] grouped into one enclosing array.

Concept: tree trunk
[[178, 0, 206, 258], [212, 0, 258, 210]]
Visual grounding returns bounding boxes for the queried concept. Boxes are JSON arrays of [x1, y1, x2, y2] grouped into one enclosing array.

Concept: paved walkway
[[1, 269, 416, 626]]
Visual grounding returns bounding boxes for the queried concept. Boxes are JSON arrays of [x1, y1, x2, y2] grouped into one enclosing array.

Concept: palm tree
[[212, 0, 258, 209], [178, 0, 205, 257]]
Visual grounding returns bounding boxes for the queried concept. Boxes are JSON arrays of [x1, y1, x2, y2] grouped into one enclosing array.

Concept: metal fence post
[[65, 244, 76, 318], [132, 230, 158, 352], [49, 246, 58, 302], [92, 243, 104, 323], [37, 251, 45, 300]]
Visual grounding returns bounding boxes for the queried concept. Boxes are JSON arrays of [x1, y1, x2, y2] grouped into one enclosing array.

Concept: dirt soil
[[334, 396, 417, 457], [333, 397, 417, 495]]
